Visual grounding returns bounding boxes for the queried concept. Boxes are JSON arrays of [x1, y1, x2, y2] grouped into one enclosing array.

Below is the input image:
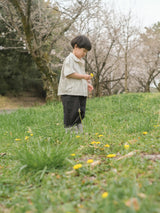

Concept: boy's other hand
[[88, 84, 93, 92]]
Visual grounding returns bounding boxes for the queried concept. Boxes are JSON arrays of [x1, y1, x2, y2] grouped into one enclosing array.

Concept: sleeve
[[63, 57, 75, 77]]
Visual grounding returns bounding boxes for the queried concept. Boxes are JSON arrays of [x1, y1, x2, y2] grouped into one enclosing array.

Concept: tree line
[[0, 0, 160, 99]]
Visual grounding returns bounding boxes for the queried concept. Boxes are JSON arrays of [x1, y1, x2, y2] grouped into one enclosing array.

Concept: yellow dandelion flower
[[95, 133, 99, 135], [76, 135, 80, 138], [102, 192, 109, 198], [91, 141, 101, 145], [96, 142, 101, 144], [104, 144, 110, 148], [15, 138, 21, 141], [90, 73, 94, 78], [87, 159, 94, 164], [25, 136, 29, 140], [98, 135, 103, 137], [143, 132, 147, 135], [91, 141, 96, 144], [73, 164, 82, 170], [124, 144, 129, 149], [70, 153, 76, 156], [107, 154, 116, 158], [30, 134, 33, 136]]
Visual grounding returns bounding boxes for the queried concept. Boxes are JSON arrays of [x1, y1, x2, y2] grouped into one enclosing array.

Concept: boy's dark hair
[[71, 35, 92, 51]]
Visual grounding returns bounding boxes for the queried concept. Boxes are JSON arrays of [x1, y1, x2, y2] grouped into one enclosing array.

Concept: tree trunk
[[124, 50, 129, 93], [32, 55, 58, 101], [94, 75, 101, 97], [144, 82, 150, 92]]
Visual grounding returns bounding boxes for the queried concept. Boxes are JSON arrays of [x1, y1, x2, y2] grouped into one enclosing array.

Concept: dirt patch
[[0, 93, 45, 111], [141, 153, 160, 161]]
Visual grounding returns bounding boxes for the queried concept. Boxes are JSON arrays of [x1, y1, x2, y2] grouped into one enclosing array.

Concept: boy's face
[[73, 46, 88, 59]]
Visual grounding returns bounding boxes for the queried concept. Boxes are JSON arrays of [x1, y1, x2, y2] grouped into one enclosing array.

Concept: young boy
[[58, 35, 93, 133]]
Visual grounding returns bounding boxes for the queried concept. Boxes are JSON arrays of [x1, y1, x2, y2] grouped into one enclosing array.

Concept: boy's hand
[[84, 74, 91, 80]]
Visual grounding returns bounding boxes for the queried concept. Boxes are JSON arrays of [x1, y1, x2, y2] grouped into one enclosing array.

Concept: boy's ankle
[[65, 125, 78, 134], [77, 123, 83, 133]]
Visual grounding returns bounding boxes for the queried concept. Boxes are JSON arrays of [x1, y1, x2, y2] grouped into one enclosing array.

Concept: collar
[[70, 52, 84, 64]]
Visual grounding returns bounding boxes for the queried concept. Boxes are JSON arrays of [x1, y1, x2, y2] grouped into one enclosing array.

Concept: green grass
[[0, 93, 160, 213]]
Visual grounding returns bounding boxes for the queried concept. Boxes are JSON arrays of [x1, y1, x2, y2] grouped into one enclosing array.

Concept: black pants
[[61, 95, 87, 128]]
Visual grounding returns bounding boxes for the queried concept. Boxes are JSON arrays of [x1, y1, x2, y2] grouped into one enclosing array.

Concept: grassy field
[[0, 93, 160, 213]]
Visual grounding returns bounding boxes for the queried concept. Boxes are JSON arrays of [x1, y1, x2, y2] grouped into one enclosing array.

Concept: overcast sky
[[106, 0, 160, 28]]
